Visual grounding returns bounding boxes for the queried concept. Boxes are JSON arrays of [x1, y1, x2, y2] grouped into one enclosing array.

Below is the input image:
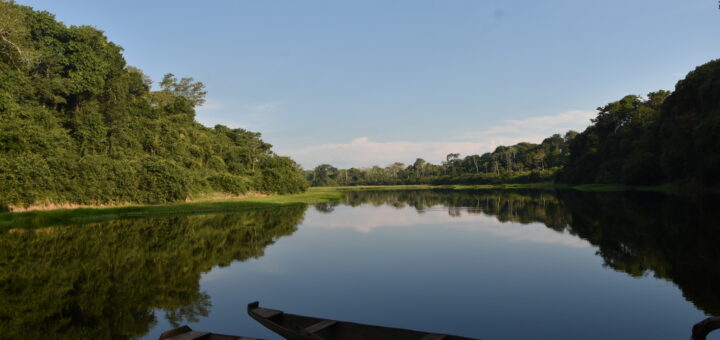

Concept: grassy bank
[[0, 189, 343, 231], [3, 183, 711, 232]]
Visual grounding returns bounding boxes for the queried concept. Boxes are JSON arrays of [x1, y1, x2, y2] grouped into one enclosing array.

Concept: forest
[[307, 132, 575, 186], [307, 59, 720, 188], [1, 1, 719, 208], [0, 1, 307, 208]]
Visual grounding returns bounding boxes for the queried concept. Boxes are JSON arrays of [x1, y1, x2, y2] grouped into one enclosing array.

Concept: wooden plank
[[254, 307, 283, 319], [303, 320, 337, 334], [160, 325, 194, 340], [207, 335, 261, 340], [420, 334, 446, 340]]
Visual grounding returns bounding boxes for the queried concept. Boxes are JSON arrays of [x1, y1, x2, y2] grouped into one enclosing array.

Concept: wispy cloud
[[283, 110, 595, 169], [195, 100, 282, 129], [455, 110, 595, 140], [284, 137, 492, 169]]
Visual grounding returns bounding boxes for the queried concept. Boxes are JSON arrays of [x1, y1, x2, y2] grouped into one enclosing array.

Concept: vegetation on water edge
[[0, 1, 307, 209], [3, 181, 711, 230], [0, 189, 343, 231]]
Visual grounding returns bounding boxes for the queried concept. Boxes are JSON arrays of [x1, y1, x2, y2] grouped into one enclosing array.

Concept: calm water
[[1, 189, 719, 339]]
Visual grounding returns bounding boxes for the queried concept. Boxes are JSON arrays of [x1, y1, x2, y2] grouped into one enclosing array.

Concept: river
[[1, 189, 718, 339]]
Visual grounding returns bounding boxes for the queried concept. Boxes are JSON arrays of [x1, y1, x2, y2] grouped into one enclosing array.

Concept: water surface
[[1, 189, 718, 339]]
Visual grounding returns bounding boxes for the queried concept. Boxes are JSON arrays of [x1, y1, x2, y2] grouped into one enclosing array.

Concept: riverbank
[[322, 183, 696, 194], [321, 182, 714, 194], [0, 189, 344, 231], [3, 183, 710, 231]]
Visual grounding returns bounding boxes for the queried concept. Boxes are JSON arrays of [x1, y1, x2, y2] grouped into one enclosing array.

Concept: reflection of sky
[[144, 202, 707, 340], [306, 205, 590, 248]]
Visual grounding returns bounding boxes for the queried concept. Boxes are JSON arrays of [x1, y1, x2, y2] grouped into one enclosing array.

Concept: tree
[[311, 164, 338, 186], [160, 73, 207, 106], [412, 158, 427, 177], [0, 3, 311, 207], [0, 1, 35, 67]]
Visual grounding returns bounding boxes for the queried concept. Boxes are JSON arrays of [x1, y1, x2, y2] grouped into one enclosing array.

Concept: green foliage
[[137, 157, 191, 204], [256, 156, 309, 193], [657, 59, 720, 185], [207, 173, 248, 195], [0, 2, 308, 207], [306, 135, 575, 186], [159, 73, 207, 106], [559, 59, 719, 186]]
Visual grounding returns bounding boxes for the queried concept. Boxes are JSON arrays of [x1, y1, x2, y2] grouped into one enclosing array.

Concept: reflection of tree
[[342, 189, 720, 316], [343, 189, 571, 230], [165, 292, 211, 328], [0, 206, 307, 339], [556, 190, 720, 316], [313, 202, 336, 214]]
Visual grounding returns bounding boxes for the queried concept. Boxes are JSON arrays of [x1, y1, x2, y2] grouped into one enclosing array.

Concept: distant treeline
[[0, 2, 307, 207], [308, 59, 720, 188], [307, 132, 576, 186]]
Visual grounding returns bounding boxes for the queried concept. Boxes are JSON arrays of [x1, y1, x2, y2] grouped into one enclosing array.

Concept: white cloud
[[286, 137, 494, 169], [283, 110, 594, 169]]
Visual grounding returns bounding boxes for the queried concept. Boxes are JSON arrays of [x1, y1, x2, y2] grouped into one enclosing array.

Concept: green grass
[[0, 190, 344, 231]]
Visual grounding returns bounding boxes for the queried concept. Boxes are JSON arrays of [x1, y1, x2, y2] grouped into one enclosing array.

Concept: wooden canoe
[[247, 301, 480, 340], [692, 316, 720, 340], [158, 325, 263, 340]]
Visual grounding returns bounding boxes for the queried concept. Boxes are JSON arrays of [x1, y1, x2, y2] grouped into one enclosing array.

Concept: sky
[[16, 0, 720, 169]]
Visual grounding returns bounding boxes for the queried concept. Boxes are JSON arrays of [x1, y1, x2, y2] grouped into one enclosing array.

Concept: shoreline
[[5, 191, 272, 213], [1, 183, 711, 231], [0, 189, 344, 231], [315, 182, 710, 194]]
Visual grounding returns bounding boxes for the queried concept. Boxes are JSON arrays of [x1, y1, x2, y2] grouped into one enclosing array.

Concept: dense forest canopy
[[308, 59, 720, 188], [0, 1, 307, 207], [558, 58, 720, 186], [306, 132, 576, 186]]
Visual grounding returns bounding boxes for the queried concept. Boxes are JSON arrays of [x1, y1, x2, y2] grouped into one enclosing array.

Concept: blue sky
[[17, 0, 720, 168]]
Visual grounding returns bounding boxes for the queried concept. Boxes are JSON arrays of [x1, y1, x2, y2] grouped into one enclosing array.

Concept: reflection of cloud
[[284, 110, 594, 169], [305, 206, 590, 248]]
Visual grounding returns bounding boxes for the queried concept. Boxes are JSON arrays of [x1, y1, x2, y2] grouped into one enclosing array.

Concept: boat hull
[[247, 301, 479, 340]]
